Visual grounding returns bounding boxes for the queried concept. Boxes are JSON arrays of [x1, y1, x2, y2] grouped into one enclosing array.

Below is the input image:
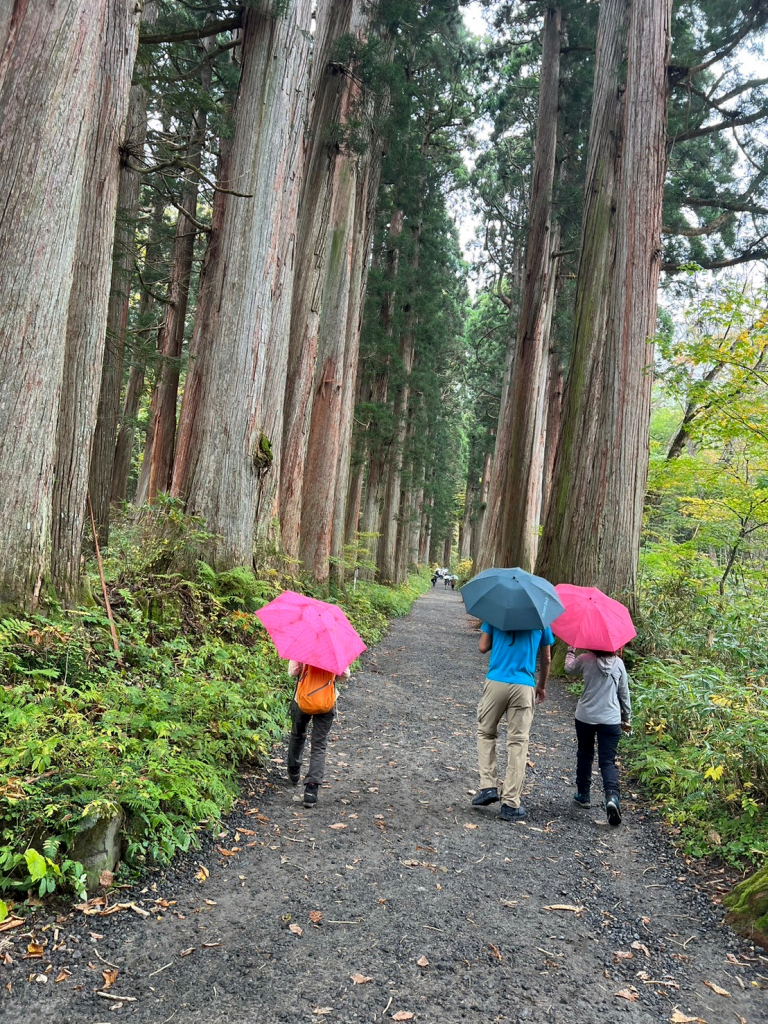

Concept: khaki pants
[[477, 679, 536, 808]]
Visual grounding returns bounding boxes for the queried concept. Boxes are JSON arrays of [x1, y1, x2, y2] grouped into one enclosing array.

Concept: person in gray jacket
[[564, 646, 631, 826]]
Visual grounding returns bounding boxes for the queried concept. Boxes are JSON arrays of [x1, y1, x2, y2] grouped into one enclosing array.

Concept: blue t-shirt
[[481, 623, 554, 686]]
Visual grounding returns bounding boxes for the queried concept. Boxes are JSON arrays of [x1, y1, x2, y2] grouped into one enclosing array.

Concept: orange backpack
[[295, 665, 337, 715]]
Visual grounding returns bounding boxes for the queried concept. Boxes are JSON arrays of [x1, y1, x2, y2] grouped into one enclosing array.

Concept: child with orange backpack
[[286, 660, 350, 807]]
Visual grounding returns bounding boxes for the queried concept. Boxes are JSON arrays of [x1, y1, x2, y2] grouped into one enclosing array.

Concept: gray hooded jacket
[[564, 651, 631, 726]]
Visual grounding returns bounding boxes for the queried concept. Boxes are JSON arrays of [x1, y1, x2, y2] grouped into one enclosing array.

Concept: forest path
[[2, 587, 766, 1024]]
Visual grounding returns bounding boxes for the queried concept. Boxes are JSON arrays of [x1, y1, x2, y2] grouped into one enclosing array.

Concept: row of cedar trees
[[462, 0, 768, 606], [0, 0, 469, 608]]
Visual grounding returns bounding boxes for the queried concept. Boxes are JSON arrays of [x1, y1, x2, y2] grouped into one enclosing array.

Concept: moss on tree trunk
[[724, 865, 768, 949]]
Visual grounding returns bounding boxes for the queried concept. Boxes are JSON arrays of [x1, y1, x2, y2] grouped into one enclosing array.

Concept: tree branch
[[662, 249, 768, 273], [672, 105, 768, 143], [139, 15, 242, 45]]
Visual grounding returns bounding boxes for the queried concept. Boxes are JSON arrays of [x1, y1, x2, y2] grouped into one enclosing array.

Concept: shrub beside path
[[1, 587, 765, 1023]]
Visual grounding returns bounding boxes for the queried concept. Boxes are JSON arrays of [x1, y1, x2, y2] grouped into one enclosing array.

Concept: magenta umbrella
[[255, 590, 366, 675], [550, 584, 636, 652]]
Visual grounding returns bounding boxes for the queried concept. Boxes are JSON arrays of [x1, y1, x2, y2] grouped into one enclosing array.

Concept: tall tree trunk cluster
[[478, 0, 673, 602], [0, 0, 141, 607]]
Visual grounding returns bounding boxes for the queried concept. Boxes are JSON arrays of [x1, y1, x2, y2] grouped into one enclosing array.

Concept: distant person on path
[[286, 660, 350, 808], [472, 623, 553, 821], [564, 646, 631, 826]]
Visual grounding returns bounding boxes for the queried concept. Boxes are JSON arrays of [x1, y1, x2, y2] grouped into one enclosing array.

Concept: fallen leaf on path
[[500, 899, 518, 908], [99, 870, 114, 887], [1, 953, 12, 965], [350, 973, 372, 984], [328, 823, 347, 830], [289, 924, 303, 937], [23, 943, 44, 959], [179, 948, 195, 958], [416, 956, 429, 967], [734, 1015, 747, 1024], [392, 1013, 414, 1021], [30, 973, 47, 984], [487, 943, 502, 960], [89, 930, 105, 939], [202, 942, 221, 948], [122, 902, 150, 918], [615, 988, 639, 1002], [631, 941, 651, 958], [463, 823, 478, 830], [102, 968, 118, 989], [204, 899, 217, 906], [669, 1011, 707, 1023], [0, 917, 24, 932], [613, 951, 633, 961], [704, 981, 730, 997], [543, 904, 585, 914], [309, 910, 322, 924], [312, 1008, 333, 1016], [195, 865, 209, 883], [54, 968, 71, 983], [74, 897, 107, 915]]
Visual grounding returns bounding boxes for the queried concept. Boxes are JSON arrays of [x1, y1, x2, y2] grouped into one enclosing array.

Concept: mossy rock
[[724, 864, 768, 950]]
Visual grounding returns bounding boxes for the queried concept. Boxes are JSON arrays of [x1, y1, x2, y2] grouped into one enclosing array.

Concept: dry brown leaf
[[216, 846, 238, 857], [312, 1009, 333, 1016], [0, 917, 24, 933], [416, 955, 430, 967], [309, 910, 322, 924], [54, 968, 71, 983], [487, 943, 502, 961], [328, 823, 347, 830], [614, 951, 633, 961], [704, 980, 731, 998], [99, 869, 114, 887], [289, 923, 303, 937], [23, 943, 45, 960], [669, 1012, 707, 1024], [631, 940, 651, 958], [392, 1014, 415, 1021], [615, 988, 640, 1002], [31, 973, 47, 984], [102, 968, 118, 989], [1, 952, 12, 966], [179, 948, 195, 958], [463, 823, 478, 830], [194, 865, 209, 882], [543, 904, 585, 914], [350, 973, 373, 984], [203, 899, 217, 906], [733, 1015, 747, 1024], [202, 942, 221, 949]]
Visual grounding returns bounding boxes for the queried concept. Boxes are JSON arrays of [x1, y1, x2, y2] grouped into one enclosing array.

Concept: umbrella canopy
[[255, 591, 366, 675], [551, 584, 636, 651], [461, 567, 564, 632]]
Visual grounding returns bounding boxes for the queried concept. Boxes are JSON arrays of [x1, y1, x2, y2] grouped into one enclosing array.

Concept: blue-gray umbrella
[[461, 567, 564, 631]]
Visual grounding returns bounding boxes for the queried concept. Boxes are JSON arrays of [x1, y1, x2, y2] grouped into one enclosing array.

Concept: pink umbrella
[[255, 590, 366, 675], [551, 584, 636, 651]]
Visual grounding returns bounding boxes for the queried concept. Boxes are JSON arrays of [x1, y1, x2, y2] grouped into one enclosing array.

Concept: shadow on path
[[2, 588, 765, 1023]]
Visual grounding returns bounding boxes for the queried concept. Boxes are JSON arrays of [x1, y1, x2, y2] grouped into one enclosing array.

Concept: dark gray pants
[[287, 700, 334, 786]]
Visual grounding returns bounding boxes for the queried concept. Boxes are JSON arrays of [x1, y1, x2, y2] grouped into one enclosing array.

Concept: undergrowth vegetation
[[0, 508, 428, 904]]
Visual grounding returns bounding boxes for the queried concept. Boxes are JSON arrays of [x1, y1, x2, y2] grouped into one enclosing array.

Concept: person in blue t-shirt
[[471, 622, 553, 821]]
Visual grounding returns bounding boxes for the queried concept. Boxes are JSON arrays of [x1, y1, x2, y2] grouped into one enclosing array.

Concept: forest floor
[[1, 587, 766, 1024]]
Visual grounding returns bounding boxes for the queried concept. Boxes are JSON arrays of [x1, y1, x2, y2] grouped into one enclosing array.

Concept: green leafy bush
[[0, 529, 427, 897]]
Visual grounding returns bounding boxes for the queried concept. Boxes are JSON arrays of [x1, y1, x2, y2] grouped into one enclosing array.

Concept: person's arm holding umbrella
[[535, 628, 554, 704], [617, 660, 632, 733]]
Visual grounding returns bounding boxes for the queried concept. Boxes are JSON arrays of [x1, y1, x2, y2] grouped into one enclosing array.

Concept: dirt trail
[[2, 587, 766, 1023]]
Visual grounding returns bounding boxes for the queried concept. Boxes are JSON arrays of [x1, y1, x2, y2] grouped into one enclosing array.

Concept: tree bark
[[492, 7, 562, 572], [471, 448, 493, 566], [536, 0, 672, 602], [88, 80, 149, 539], [171, 1, 311, 569], [146, 103, 207, 500], [540, 344, 564, 525], [280, 0, 371, 561], [50, 1, 141, 602], [0, 0, 107, 606]]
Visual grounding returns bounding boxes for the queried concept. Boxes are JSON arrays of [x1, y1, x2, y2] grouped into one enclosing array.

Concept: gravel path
[[2, 587, 766, 1023]]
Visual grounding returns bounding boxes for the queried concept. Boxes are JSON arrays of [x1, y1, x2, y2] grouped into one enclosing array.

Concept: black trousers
[[286, 700, 334, 786], [575, 718, 622, 795]]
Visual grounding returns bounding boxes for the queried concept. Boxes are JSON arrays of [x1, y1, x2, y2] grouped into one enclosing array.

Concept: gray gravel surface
[[1, 587, 766, 1023]]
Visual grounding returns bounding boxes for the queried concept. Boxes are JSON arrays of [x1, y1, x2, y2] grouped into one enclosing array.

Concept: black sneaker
[[573, 791, 591, 808], [471, 787, 499, 807], [605, 792, 622, 826], [499, 803, 526, 822], [288, 768, 300, 786], [303, 783, 319, 808]]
